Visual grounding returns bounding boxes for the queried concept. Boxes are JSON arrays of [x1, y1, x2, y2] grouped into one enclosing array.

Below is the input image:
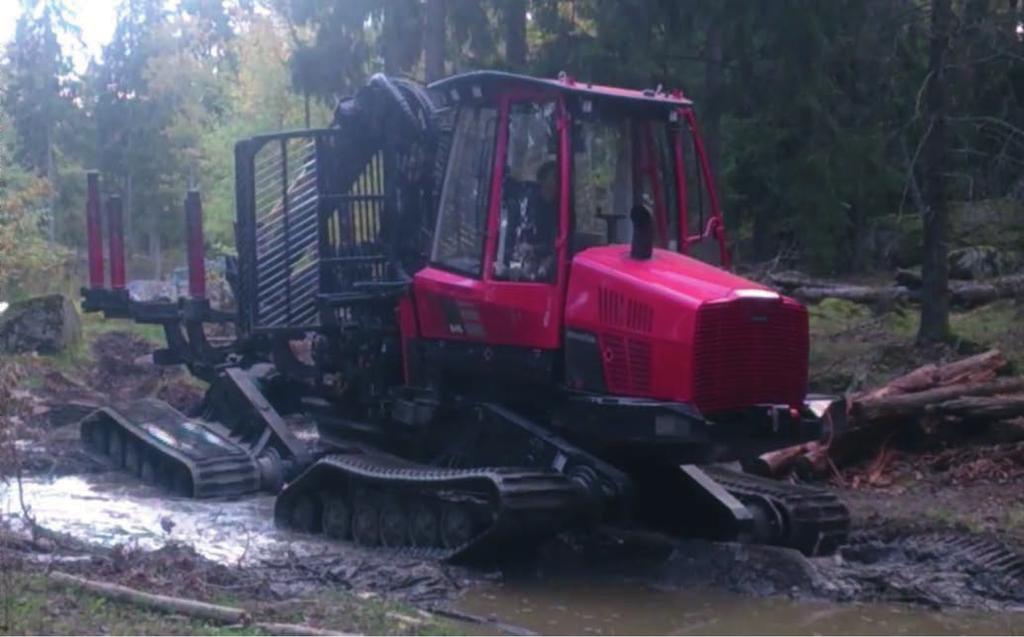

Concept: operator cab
[[413, 71, 730, 354], [426, 70, 728, 287]]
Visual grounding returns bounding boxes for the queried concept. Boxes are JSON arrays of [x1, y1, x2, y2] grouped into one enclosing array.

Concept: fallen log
[[751, 442, 815, 477], [766, 271, 815, 291], [935, 349, 1007, 384], [48, 572, 249, 625], [855, 364, 940, 402], [853, 349, 1006, 402], [794, 443, 831, 480], [949, 274, 1024, 308], [236, 622, 352, 636], [926, 394, 1024, 421], [850, 377, 1024, 424], [789, 284, 911, 305]]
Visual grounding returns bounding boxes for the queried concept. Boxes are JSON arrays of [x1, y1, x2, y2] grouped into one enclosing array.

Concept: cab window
[[431, 106, 498, 276], [494, 100, 559, 282], [572, 114, 679, 252]]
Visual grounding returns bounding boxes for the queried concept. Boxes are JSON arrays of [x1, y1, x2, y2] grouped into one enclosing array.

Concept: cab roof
[[429, 70, 693, 111]]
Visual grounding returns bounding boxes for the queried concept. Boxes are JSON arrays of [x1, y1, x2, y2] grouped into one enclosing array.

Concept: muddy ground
[[3, 322, 1024, 634]]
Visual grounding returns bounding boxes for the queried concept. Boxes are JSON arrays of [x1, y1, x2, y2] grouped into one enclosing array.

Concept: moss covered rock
[[0, 294, 82, 354]]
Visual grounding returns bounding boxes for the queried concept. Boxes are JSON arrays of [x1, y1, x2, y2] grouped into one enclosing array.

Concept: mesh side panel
[[252, 136, 321, 328]]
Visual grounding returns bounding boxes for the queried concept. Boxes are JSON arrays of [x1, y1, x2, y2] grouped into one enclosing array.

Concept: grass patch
[[950, 300, 1024, 370], [0, 573, 260, 636], [255, 590, 459, 636], [44, 310, 166, 377], [0, 570, 458, 636]]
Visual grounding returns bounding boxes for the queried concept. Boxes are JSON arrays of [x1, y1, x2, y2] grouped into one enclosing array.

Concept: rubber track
[[80, 400, 262, 498], [702, 465, 850, 556], [275, 453, 586, 562]]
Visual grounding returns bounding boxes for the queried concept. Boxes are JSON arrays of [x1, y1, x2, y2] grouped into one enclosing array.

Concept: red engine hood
[[569, 246, 775, 308], [564, 246, 808, 412]]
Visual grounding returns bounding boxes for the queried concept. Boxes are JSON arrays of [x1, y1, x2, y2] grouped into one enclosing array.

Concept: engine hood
[[569, 246, 776, 308], [563, 245, 808, 411]]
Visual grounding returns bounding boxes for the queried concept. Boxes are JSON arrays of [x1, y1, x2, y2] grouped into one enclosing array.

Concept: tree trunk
[[504, 0, 527, 69], [703, 13, 722, 188], [425, 0, 446, 82], [918, 0, 952, 343]]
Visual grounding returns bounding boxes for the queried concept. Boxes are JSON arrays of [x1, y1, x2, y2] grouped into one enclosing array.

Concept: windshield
[[572, 116, 679, 252]]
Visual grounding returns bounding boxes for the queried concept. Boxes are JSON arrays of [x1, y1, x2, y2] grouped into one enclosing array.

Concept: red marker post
[[107, 195, 126, 290], [85, 172, 104, 288]]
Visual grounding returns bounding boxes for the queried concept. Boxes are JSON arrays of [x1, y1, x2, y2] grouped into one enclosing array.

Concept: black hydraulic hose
[[366, 73, 422, 135]]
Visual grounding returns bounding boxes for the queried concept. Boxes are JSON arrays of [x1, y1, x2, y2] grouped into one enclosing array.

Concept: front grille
[[692, 299, 808, 413], [600, 333, 653, 393]]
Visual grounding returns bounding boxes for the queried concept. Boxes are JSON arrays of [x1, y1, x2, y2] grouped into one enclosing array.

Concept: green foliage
[[2, 0, 1023, 283], [0, 111, 72, 300]]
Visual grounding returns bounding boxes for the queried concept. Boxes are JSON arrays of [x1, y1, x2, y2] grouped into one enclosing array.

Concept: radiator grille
[[692, 299, 808, 413], [600, 333, 653, 393], [598, 287, 653, 333], [253, 136, 321, 328]]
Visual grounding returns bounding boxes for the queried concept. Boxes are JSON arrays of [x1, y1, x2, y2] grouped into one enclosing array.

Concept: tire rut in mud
[[819, 530, 1024, 609]]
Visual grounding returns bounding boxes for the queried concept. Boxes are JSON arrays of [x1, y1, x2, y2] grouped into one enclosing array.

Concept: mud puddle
[[0, 471, 329, 565], [1, 470, 472, 603], [5, 468, 1024, 632], [457, 576, 1019, 635]]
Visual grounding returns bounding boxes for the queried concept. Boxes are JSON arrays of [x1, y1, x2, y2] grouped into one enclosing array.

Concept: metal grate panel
[[252, 136, 322, 328]]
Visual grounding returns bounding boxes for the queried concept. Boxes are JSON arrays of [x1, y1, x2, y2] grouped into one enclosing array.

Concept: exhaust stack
[[107, 195, 126, 290], [185, 190, 206, 299], [85, 172, 104, 288]]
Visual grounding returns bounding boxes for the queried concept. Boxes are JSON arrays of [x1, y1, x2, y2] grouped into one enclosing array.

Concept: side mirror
[[629, 204, 653, 260]]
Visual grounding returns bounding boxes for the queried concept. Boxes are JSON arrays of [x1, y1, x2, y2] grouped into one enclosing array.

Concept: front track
[[273, 452, 587, 562]]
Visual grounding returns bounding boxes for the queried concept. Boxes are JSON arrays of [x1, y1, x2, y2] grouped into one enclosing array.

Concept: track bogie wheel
[[352, 493, 381, 547], [409, 500, 441, 548], [440, 502, 478, 549], [289, 493, 322, 533], [124, 438, 142, 476], [139, 453, 159, 485], [321, 493, 352, 539], [106, 428, 125, 468], [168, 464, 192, 498], [87, 424, 109, 454], [378, 497, 409, 548]]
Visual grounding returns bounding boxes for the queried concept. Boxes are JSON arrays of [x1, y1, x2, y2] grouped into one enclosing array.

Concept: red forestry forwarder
[[79, 71, 849, 560]]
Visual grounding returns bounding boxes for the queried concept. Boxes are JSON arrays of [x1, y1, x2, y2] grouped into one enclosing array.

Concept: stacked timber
[[756, 350, 1024, 480]]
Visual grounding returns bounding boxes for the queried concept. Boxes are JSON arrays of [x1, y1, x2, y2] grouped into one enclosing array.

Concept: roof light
[[449, 89, 460, 102], [471, 85, 482, 98], [582, 99, 592, 114], [733, 289, 779, 300], [669, 110, 679, 123]]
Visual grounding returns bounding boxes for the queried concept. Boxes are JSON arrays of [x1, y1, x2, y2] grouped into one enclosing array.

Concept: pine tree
[[1, 0, 79, 240]]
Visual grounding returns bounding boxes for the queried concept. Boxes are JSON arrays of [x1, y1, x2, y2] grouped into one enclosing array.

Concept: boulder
[[948, 245, 1022, 280], [0, 294, 82, 355]]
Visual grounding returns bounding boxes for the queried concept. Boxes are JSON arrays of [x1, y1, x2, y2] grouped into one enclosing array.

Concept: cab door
[[413, 90, 569, 355]]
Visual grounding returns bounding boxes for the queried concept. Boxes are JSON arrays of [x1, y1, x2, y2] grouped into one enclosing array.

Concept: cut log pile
[[756, 350, 1024, 484]]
